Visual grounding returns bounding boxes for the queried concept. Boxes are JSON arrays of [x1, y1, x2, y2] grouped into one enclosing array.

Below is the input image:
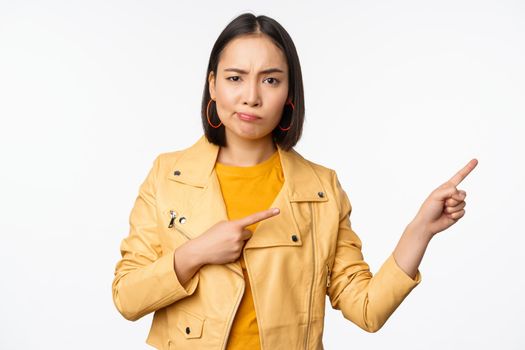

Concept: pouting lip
[[237, 112, 261, 119]]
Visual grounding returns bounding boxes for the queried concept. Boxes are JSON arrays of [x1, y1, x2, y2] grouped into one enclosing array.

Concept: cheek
[[215, 81, 238, 108], [272, 83, 289, 105], [268, 92, 288, 115]]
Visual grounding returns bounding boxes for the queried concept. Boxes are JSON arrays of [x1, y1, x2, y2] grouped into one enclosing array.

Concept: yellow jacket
[[112, 134, 422, 350]]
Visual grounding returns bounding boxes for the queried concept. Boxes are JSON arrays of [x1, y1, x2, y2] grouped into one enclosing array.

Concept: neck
[[217, 131, 277, 167]]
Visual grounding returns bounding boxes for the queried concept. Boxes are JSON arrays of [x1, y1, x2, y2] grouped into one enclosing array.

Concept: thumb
[[242, 229, 253, 241], [433, 184, 459, 202]]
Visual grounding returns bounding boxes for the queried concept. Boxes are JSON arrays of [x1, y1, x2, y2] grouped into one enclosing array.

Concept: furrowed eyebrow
[[223, 67, 285, 74]]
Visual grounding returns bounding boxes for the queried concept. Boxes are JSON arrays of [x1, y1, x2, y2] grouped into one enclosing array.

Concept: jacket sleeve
[[326, 170, 422, 333], [112, 154, 200, 321]]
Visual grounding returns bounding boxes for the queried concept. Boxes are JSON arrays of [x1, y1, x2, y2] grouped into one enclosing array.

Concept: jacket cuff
[[381, 253, 422, 289], [157, 251, 200, 297]]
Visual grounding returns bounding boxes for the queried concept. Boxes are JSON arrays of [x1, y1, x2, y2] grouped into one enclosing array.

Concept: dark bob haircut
[[201, 13, 305, 151]]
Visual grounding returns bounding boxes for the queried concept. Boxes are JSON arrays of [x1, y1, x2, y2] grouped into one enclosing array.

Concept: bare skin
[[170, 32, 479, 287], [176, 159, 479, 285], [172, 33, 290, 286], [174, 207, 280, 286], [393, 158, 478, 279], [208, 33, 289, 167]]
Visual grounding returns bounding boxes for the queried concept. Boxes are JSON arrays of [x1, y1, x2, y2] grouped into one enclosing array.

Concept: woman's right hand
[[192, 207, 281, 265], [173, 207, 280, 286]]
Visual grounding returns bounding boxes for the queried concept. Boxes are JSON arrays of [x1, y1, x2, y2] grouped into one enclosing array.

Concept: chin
[[231, 127, 273, 141]]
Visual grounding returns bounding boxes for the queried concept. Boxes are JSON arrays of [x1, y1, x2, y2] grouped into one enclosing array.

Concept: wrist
[[408, 218, 433, 243], [185, 238, 208, 267]]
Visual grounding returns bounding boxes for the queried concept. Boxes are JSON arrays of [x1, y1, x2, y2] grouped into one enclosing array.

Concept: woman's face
[[208, 34, 289, 143]]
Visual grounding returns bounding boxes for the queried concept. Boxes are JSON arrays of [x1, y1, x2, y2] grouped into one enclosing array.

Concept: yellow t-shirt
[[214, 149, 284, 350]]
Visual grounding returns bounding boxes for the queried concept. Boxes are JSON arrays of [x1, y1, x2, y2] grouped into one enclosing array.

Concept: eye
[[264, 77, 280, 85], [226, 76, 240, 82]]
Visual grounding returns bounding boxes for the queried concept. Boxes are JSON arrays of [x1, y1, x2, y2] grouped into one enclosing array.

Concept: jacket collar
[[167, 134, 327, 203], [165, 135, 328, 273]]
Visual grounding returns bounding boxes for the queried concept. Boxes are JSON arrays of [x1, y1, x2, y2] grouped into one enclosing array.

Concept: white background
[[1, 0, 524, 349]]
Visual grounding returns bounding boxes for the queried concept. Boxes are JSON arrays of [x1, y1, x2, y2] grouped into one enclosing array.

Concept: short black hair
[[201, 13, 305, 151]]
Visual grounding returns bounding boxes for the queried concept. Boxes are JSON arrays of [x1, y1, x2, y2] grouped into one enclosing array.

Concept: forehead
[[218, 34, 287, 71]]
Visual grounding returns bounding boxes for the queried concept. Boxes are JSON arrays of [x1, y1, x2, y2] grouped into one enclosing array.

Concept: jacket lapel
[[166, 135, 328, 250]]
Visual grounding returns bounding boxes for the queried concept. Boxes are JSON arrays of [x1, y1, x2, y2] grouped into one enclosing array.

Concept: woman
[[112, 13, 478, 350]]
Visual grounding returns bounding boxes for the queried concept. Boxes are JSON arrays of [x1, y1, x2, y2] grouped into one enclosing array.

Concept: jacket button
[[317, 191, 324, 198], [179, 217, 187, 224], [174, 170, 181, 176], [185, 326, 191, 334], [291, 234, 298, 242]]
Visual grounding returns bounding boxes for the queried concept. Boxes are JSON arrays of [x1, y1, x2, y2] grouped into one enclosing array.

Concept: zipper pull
[[326, 264, 331, 288], [168, 210, 177, 228]]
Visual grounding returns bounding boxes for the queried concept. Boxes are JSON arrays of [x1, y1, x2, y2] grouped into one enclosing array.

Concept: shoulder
[[155, 149, 185, 166], [293, 151, 348, 201], [295, 150, 341, 186], [303, 157, 335, 179], [296, 151, 350, 211], [148, 142, 195, 174]]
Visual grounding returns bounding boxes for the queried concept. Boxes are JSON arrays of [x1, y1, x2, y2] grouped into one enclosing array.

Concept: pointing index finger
[[234, 208, 280, 228], [448, 158, 478, 186]]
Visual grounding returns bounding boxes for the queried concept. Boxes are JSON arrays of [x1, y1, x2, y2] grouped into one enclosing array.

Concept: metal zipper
[[165, 209, 244, 349], [326, 263, 331, 288], [304, 202, 316, 350], [168, 210, 176, 228], [167, 209, 192, 240]]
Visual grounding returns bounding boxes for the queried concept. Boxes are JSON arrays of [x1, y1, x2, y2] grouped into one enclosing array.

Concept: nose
[[243, 78, 261, 107]]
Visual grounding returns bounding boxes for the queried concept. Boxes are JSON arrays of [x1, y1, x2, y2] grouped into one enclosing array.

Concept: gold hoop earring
[[207, 99, 222, 128], [278, 100, 295, 131]]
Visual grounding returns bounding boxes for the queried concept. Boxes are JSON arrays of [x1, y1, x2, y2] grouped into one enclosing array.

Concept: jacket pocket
[[172, 308, 205, 340]]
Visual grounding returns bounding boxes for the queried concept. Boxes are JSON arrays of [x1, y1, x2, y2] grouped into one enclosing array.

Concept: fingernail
[[273, 208, 280, 214]]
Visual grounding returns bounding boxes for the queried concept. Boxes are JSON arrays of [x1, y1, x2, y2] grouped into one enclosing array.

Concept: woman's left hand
[[412, 158, 478, 239]]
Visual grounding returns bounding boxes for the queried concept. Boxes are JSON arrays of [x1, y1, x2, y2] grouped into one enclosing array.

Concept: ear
[[208, 71, 216, 100]]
